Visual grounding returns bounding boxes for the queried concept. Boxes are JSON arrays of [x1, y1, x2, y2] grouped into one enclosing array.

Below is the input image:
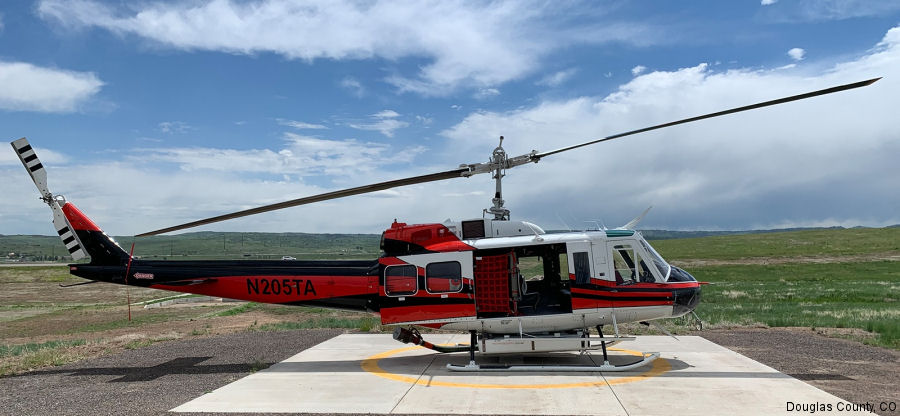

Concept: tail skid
[[10, 137, 128, 266]]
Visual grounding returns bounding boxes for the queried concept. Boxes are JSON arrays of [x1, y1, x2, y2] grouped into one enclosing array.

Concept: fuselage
[[70, 216, 701, 335]]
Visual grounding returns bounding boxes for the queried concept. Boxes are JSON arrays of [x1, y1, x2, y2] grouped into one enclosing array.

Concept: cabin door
[[474, 252, 515, 317]]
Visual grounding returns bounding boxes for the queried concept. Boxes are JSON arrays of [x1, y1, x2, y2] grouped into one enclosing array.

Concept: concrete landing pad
[[172, 334, 866, 415]]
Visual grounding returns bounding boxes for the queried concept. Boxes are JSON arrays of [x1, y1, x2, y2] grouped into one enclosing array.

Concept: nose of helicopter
[[670, 267, 701, 316]]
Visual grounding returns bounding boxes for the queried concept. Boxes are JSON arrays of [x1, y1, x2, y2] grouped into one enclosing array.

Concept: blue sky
[[2, 0, 899, 236]]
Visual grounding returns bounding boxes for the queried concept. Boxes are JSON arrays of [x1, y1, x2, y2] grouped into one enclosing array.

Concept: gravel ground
[[0, 329, 343, 416], [1, 328, 897, 416], [699, 328, 899, 416]]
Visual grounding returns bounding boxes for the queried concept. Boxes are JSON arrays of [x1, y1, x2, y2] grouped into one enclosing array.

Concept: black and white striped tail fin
[[10, 137, 88, 260]]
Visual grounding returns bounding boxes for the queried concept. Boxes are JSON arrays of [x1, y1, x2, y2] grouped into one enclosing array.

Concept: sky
[[1, 0, 899, 236]]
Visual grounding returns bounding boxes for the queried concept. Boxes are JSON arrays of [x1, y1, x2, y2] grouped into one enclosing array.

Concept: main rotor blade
[[138, 77, 880, 236], [137, 167, 469, 236], [533, 77, 880, 160]]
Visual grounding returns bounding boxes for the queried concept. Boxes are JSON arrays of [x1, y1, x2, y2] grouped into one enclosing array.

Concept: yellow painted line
[[360, 345, 671, 389]]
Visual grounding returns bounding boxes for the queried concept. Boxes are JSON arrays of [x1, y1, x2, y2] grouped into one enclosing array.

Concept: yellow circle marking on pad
[[360, 345, 671, 389]]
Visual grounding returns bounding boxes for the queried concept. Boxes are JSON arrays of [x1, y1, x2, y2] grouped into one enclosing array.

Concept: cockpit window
[[612, 245, 634, 284], [613, 243, 659, 285], [639, 238, 671, 281]]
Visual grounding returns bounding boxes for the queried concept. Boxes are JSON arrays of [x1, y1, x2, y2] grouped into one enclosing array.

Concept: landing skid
[[394, 326, 661, 373], [445, 352, 660, 372]]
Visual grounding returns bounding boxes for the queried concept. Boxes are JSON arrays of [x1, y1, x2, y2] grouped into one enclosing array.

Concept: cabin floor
[[172, 334, 870, 415]]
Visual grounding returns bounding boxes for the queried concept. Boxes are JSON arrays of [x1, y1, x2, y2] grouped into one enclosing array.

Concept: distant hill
[[0, 231, 382, 262], [1, 226, 895, 263], [639, 226, 848, 240]]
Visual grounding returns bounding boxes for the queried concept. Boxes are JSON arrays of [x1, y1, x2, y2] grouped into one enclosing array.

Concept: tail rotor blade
[[10, 137, 51, 199], [51, 201, 87, 260]]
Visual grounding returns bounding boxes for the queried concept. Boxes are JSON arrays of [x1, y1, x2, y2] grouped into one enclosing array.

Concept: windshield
[[638, 237, 671, 281]]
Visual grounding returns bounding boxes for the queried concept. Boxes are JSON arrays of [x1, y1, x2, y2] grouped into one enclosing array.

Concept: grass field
[[651, 227, 900, 261], [685, 262, 899, 348], [0, 264, 375, 376], [0, 227, 897, 376], [649, 227, 900, 349]]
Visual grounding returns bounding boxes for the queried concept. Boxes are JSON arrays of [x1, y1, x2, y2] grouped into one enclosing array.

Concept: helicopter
[[10, 77, 878, 372]]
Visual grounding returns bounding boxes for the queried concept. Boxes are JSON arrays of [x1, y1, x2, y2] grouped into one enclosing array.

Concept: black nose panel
[[673, 286, 701, 316]]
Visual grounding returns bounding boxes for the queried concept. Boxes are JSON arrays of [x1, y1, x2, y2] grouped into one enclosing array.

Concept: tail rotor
[[10, 138, 88, 260]]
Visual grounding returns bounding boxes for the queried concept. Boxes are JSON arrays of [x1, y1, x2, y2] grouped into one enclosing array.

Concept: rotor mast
[[461, 136, 539, 221], [489, 137, 509, 220]]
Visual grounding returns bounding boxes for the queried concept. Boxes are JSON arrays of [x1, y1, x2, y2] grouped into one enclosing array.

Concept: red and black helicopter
[[11, 77, 878, 371]]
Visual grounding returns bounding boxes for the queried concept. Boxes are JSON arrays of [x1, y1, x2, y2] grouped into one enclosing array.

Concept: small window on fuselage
[[573, 251, 590, 284], [426, 261, 462, 293], [385, 264, 417, 296]]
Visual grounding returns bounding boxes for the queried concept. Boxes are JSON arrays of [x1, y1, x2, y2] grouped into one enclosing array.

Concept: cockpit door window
[[610, 243, 659, 285]]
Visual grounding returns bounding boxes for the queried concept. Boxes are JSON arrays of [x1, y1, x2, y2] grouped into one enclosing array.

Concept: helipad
[[172, 334, 866, 415]]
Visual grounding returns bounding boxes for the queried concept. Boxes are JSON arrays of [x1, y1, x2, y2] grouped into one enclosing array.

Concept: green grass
[[0, 339, 86, 358], [652, 227, 900, 261], [0, 266, 78, 283], [67, 307, 227, 334], [256, 316, 379, 332], [692, 261, 900, 348], [213, 302, 262, 317]]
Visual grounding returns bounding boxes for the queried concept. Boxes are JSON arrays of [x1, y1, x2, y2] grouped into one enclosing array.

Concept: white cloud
[[348, 110, 409, 137], [340, 77, 365, 97], [37, 0, 660, 96], [759, 0, 900, 22], [761, 0, 777, 5], [536, 68, 578, 87], [136, 133, 422, 177], [372, 110, 400, 119], [278, 119, 328, 130], [474, 88, 500, 100], [439, 26, 900, 230], [788, 47, 805, 61], [1, 133, 441, 234], [158, 121, 193, 134], [0, 61, 103, 112], [631, 65, 647, 76], [7, 25, 900, 236]]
